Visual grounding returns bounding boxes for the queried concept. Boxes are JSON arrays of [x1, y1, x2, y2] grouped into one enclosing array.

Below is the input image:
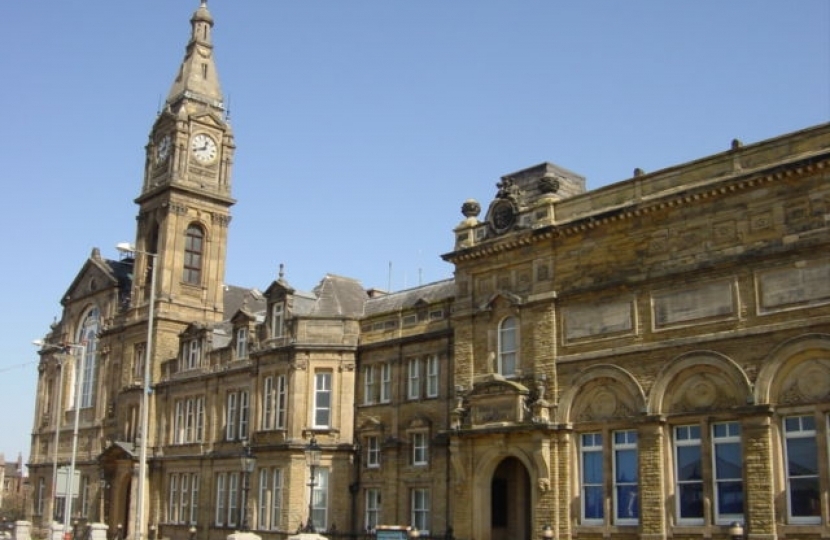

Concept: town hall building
[[28, 3, 830, 540]]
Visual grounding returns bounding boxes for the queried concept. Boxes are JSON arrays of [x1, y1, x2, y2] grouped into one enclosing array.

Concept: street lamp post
[[239, 444, 256, 532], [116, 242, 158, 540], [33, 340, 67, 525], [61, 342, 87, 539], [303, 436, 321, 533]]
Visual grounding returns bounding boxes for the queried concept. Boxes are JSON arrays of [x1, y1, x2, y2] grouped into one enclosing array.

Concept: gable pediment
[[62, 249, 122, 306]]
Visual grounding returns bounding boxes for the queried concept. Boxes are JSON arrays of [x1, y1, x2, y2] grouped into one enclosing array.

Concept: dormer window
[[236, 327, 248, 360], [498, 316, 518, 377], [271, 302, 285, 338], [181, 338, 201, 371]]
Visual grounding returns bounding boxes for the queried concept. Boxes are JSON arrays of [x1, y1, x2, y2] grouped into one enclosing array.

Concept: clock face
[[490, 199, 517, 233], [155, 135, 171, 164], [191, 133, 217, 164]]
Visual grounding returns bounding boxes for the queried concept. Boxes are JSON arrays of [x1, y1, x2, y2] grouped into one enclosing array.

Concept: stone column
[[742, 409, 778, 540], [638, 418, 667, 540]]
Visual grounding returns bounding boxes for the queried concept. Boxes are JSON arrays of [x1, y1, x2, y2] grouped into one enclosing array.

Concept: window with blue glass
[[613, 430, 639, 524], [580, 433, 604, 523]]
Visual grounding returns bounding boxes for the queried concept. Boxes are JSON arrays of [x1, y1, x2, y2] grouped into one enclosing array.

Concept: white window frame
[[183, 339, 201, 371], [271, 468, 283, 530], [257, 469, 269, 530], [712, 421, 743, 525], [365, 488, 381, 532], [189, 474, 200, 525], [179, 473, 190, 524], [313, 372, 332, 428], [412, 432, 428, 466], [380, 362, 391, 403], [411, 487, 430, 534], [226, 392, 238, 440], [613, 429, 639, 525], [364, 365, 376, 405], [497, 316, 518, 377], [311, 468, 329, 531], [215, 473, 226, 526], [228, 472, 239, 527], [366, 435, 380, 468], [407, 358, 421, 400], [426, 355, 439, 398], [580, 432, 604, 524], [783, 415, 821, 524], [236, 327, 248, 359], [271, 302, 284, 338], [262, 376, 274, 430], [169, 474, 179, 523], [673, 425, 704, 525], [239, 390, 250, 440], [275, 375, 287, 429]]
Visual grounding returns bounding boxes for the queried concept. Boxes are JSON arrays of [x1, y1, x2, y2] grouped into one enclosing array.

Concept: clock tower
[[131, 0, 234, 329]]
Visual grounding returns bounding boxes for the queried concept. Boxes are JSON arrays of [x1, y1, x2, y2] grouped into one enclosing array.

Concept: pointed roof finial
[[165, 0, 223, 109]]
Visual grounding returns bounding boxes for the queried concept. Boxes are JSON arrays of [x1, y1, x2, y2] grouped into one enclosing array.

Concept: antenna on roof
[[387, 261, 392, 293]]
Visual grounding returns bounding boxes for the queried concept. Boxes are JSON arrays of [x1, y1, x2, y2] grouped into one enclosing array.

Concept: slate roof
[[364, 278, 455, 317], [293, 274, 369, 318]]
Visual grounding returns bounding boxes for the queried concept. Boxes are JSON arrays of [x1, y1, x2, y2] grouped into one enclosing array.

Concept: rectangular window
[[228, 472, 239, 527], [783, 415, 820, 524], [184, 339, 201, 370], [613, 430, 638, 524], [314, 372, 332, 428], [407, 358, 422, 400], [195, 397, 205, 442], [271, 469, 283, 530], [226, 392, 238, 440], [257, 469, 269, 530], [365, 488, 381, 532], [364, 365, 376, 405], [426, 355, 439, 398], [367, 435, 381, 468], [215, 473, 226, 526], [236, 327, 248, 359], [180, 474, 190, 525], [185, 398, 195, 443], [271, 302, 284, 338], [674, 425, 703, 524], [80, 476, 90, 518], [712, 422, 743, 524], [190, 474, 200, 525], [133, 343, 146, 382], [380, 363, 391, 403], [262, 376, 274, 430], [580, 433, 604, 523], [312, 468, 329, 531], [412, 432, 428, 466], [169, 474, 179, 524], [239, 390, 250, 440], [36, 478, 45, 516], [411, 488, 430, 533], [275, 375, 287, 429]]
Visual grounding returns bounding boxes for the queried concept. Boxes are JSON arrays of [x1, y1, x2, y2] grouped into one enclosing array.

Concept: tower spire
[[166, 1, 223, 110]]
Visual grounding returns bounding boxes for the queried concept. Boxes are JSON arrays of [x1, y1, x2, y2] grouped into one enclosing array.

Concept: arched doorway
[[490, 457, 532, 540]]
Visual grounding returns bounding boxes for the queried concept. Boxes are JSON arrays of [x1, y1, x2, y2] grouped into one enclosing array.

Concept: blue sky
[[0, 1, 827, 464]]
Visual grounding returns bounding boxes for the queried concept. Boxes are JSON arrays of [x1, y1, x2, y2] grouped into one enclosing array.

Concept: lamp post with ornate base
[[302, 437, 321, 533]]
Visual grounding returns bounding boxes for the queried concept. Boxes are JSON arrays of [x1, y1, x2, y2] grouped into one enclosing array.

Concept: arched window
[[184, 224, 204, 285], [498, 316, 518, 377], [76, 307, 100, 409]]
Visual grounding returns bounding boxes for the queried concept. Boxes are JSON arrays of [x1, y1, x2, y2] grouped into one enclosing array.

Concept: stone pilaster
[[743, 409, 777, 540], [639, 418, 667, 540]]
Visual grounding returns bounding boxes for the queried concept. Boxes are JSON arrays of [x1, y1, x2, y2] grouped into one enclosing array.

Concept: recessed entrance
[[491, 457, 531, 540]]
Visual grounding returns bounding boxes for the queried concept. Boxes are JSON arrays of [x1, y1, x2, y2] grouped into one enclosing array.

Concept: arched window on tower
[[184, 224, 204, 285]]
